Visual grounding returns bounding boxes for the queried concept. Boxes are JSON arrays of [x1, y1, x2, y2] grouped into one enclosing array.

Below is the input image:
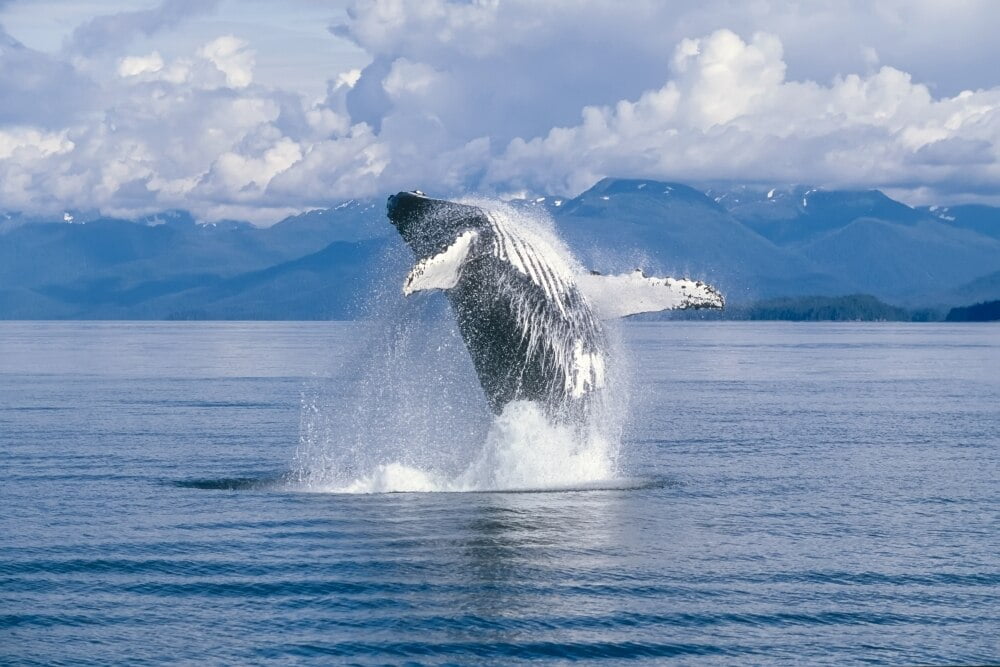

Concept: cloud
[[0, 26, 97, 127], [118, 51, 165, 77], [913, 138, 995, 166], [486, 29, 1000, 198], [3, 0, 1000, 222], [65, 0, 221, 55], [198, 36, 254, 88], [0, 127, 73, 159], [327, 1, 1000, 202]]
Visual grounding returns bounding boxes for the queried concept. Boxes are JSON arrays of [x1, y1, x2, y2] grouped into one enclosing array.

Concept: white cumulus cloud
[[197, 35, 254, 88], [487, 29, 1000, 199], [2, 0, 1000, 222], [0, 127, 73, 159], [118, 51, 164, 77]]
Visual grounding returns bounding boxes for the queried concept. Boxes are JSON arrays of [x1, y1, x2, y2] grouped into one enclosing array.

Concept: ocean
[[1, 321, 997, 664]]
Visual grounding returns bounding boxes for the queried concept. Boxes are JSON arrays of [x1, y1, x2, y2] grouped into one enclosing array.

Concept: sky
[[2, 0, 1000, 224]]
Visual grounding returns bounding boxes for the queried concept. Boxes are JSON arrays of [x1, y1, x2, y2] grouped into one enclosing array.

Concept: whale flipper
[[404, 230, 479, 295], [577, 270, 724, 319]]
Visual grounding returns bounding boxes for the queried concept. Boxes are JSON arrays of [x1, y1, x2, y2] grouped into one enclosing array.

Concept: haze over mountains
[[1, 178, 998, 320]]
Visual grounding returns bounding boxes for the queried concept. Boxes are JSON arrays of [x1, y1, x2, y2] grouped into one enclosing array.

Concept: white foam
[[455, 400, 615, 491], [336, 462, 442, 494], [298, 401, 617, 494]]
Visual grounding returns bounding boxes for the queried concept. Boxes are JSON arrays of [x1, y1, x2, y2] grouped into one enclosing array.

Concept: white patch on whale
[[568, 339, 606, 398], [403, 229, 479, 295]]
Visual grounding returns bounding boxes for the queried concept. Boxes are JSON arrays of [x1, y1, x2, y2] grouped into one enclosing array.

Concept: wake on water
[[289, 200, 630, 494]]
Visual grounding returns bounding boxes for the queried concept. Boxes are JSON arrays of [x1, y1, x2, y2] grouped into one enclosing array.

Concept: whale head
[[387, 191, 486, 259]]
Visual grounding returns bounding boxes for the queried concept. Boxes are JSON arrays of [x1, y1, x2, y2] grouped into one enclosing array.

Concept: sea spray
[[290, 199, 629, 493], [314, 400, 618, 493], [290, 299, 489, 490], [455, 400, 617, 490]]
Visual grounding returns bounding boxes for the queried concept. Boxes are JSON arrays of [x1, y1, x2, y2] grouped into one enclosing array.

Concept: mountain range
[[1, 178, 998, 319]]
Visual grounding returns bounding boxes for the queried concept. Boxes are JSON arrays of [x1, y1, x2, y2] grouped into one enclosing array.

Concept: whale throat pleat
[[404, 230, 479, 295], [486, 212, 573, 308]]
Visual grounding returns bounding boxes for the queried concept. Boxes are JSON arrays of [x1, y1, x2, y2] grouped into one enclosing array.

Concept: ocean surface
[[1, 321, 998, 664]]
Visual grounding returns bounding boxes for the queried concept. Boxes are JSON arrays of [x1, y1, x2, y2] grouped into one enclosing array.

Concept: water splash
[[297, 400, 620, 493], [456, 400, 618, 491], [289, 200, 628, 494]]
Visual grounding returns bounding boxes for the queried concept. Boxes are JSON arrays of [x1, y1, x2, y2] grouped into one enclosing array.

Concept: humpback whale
[[387, 191, 724, 418]]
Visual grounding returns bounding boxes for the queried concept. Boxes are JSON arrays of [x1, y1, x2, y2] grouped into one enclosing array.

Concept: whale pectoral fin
[[577, 269, 725, 319], [403, 230, 479, 295]]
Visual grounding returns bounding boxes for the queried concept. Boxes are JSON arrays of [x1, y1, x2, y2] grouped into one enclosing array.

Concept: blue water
[[1, 321, 998, 664]]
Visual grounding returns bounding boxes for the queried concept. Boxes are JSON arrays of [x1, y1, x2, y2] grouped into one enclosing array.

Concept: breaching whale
[[387, 191, 724, 418]]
